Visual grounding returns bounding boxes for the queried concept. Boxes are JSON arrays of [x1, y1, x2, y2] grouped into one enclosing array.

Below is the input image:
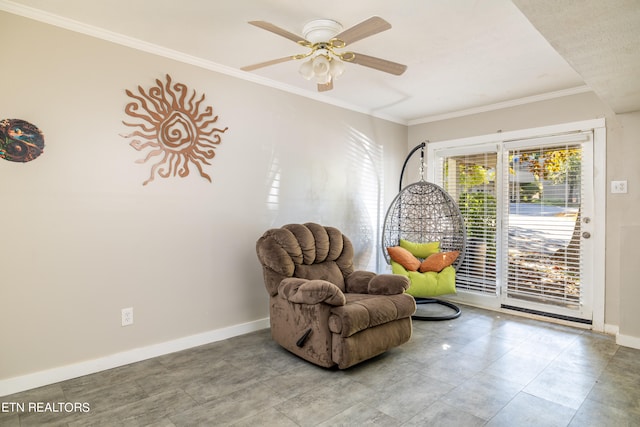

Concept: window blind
[[438, 152, 498, 294]]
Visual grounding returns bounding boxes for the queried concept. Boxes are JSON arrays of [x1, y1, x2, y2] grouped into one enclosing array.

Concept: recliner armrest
[[278, 278, 346, 306], [344, 270, 376, 293], [368, 274, 410, 295]]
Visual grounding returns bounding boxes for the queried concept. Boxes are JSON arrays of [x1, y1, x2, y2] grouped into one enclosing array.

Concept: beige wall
[[614, 112, 640, 343], [409, 93, 640, 343], [0, 12, 407, 386]]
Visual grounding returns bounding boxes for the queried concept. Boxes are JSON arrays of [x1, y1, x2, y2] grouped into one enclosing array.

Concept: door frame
[[426, 118, 606, 331]]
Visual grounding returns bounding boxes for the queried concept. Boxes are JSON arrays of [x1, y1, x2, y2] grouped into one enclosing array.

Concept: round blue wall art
[[0, 118, 45, 162]]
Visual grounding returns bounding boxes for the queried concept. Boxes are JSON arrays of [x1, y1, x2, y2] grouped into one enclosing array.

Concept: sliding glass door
[[430, 130, 595, 323], [501, 133, 594, 321]]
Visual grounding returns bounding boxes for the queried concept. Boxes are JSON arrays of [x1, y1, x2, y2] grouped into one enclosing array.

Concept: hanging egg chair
[[382, 142, 467, 320]]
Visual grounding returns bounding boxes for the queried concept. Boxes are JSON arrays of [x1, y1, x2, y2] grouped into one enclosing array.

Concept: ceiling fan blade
[[350, 52, 407, 75], [335, 16, 391, 45], [248, 21, 308, 44], [317, 80, 333, 92], [241, 56, 295, 71]]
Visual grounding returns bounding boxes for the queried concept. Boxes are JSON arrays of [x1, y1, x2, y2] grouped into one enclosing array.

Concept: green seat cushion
[[390, 260, 456, 297]]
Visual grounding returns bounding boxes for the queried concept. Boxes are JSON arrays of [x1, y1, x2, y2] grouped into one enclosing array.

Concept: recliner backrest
[[256, 223, 355, 296]]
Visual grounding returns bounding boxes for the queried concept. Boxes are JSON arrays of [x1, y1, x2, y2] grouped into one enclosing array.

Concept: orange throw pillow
[[387, 246, 421, 271], [419, 251, 460, 273]]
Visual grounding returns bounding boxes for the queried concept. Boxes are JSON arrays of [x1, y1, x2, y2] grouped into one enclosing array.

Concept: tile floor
[[2, 305, 640, 426]]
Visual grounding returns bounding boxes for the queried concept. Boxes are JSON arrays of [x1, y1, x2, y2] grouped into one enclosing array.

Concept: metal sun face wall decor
[[122, 74, 228, 185], [0, 119, 45, 162]]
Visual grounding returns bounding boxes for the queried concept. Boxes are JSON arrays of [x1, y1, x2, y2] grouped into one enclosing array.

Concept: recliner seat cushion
[[328, 293, 415, 338]]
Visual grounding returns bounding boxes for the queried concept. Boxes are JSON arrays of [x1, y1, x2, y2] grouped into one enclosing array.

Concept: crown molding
[[408, 86, 593, 126]]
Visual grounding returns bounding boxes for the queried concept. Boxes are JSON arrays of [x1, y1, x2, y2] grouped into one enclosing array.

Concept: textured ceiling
[[513, 0, 640, 115], [2, 0, 638, 124]]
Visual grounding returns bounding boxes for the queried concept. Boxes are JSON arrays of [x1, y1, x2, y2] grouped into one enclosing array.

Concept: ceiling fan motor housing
[[303, 19, 343, 43]]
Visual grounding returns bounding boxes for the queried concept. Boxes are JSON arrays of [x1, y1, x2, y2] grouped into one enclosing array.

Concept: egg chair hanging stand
[[382, 142, 466, 321]]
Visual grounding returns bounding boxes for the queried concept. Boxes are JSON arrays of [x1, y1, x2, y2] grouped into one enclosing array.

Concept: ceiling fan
[[241, 16, 407, 92]]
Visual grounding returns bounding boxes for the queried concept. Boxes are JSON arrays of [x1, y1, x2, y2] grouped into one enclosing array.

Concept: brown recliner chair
[[256, 223, 416, 369]]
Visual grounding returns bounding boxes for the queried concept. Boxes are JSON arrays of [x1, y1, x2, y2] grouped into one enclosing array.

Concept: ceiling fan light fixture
[[299, 58, 315, 80], [299, 54, 340, 84], [315, 72, 332, 85], [329, 58, 345, 78], [311, 55, 330, 76]]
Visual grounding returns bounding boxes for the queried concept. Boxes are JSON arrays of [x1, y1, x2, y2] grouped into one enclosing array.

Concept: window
[[437, 152, 498, 295]]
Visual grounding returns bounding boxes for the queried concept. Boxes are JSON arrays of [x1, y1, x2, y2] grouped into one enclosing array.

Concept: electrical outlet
[[121, 307, 134, 326], [611, 180, 628, 194]]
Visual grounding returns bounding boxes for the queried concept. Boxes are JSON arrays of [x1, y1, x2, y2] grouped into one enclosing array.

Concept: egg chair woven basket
[[382, 142, 467, 320], [382, 181, 466, 268]]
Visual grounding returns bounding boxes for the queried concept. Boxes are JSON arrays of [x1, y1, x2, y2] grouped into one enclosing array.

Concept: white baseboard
[[616, 332, 640, 350], [0, 318, 270, 397], [603, 323, 640, 350], [604, 323, 619, 336]]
